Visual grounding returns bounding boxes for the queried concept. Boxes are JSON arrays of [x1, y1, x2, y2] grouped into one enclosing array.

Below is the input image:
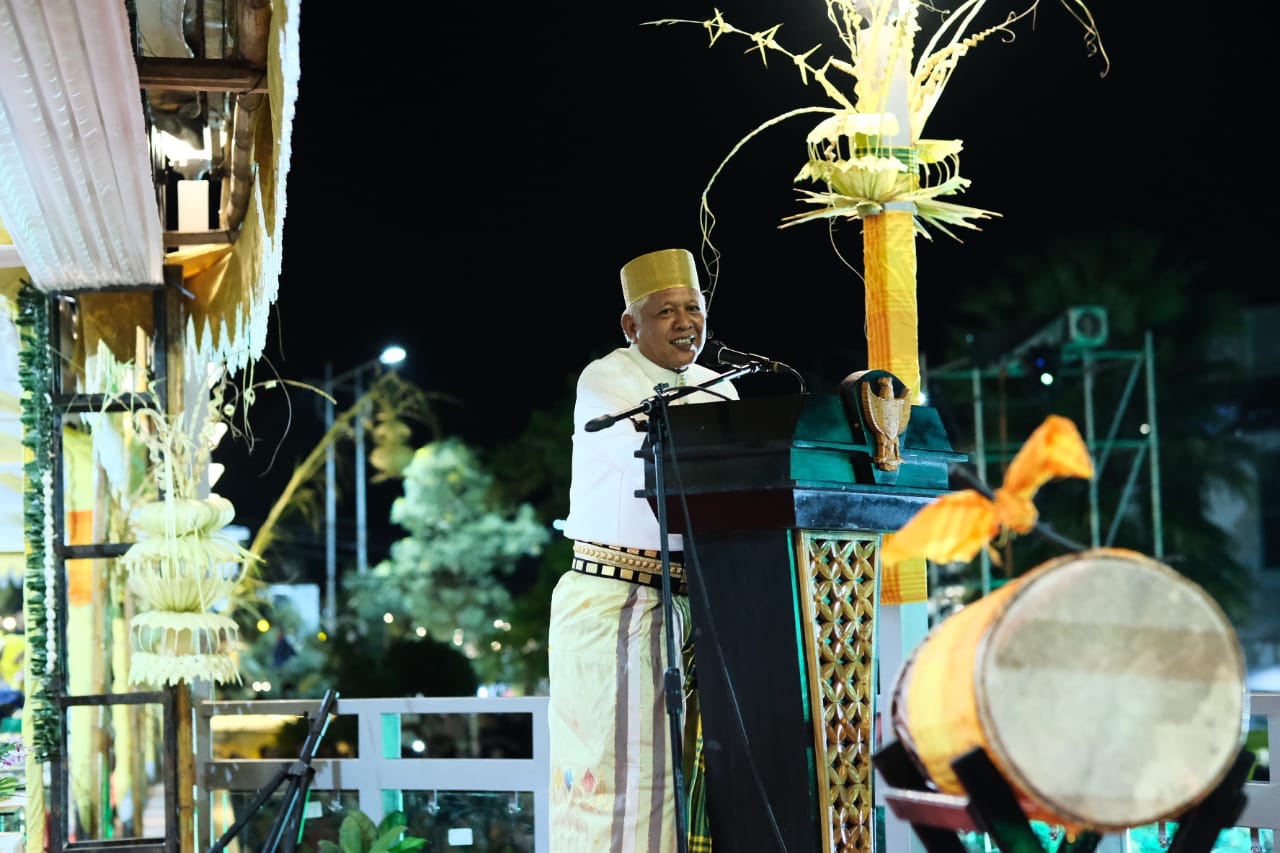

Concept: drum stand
[[872, 740, 1256, 853]]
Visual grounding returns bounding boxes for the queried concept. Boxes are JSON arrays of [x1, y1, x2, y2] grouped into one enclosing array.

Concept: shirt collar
[[624, 345, 687, 391]]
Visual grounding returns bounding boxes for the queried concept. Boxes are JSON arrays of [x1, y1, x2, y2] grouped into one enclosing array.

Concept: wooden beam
[[137, 57, 267, 94], [163, 230, 237, 248], [175, 684, 196, 853]]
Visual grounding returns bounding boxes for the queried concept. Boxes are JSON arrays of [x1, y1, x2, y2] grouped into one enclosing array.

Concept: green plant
[[0, 734, 23, 802], [316, 809, 425, 853]]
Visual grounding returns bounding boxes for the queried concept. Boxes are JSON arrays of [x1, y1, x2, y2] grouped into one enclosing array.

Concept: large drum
[[889, 547, 1248, 832]]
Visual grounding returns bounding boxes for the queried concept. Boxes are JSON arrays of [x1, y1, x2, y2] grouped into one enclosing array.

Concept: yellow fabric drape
[[165, 244, 237, 353], [0, 347, 22, 585], [0, 271, 24, 304], [111, 608, 141, 840], [862, 209, 920, 400], [63, 427, 102, 834], [879, 555, 927, 605], [21, 708, 41, 853], [65, 430, 95, 609]]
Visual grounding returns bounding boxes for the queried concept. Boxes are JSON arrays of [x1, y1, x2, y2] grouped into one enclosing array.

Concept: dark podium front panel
[[643, 393, 959, 535], [641, 393, 961, 853]]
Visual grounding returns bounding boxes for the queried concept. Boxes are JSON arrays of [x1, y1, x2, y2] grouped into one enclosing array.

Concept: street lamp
[[322, 345, 406, 633]]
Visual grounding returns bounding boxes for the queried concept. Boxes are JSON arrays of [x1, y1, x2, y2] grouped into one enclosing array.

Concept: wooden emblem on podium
[[842, 369, 913, 473]]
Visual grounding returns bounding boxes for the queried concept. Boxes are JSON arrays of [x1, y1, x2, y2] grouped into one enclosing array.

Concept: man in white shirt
[[548, 248, 739, 852]]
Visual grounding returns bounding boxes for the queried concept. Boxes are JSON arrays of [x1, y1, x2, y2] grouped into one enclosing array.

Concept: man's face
[[622, 286, 706, 371]]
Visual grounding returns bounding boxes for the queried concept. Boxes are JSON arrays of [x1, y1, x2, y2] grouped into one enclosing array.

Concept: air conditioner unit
[[1065, 306, 1108, 348]]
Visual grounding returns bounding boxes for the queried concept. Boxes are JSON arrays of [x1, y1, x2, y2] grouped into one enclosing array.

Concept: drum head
[[975, 548, 1247, 830]]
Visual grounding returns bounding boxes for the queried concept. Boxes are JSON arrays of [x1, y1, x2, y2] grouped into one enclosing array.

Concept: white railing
[[196, 691, 1275, 852], [196, 695, 550, 852], [1239, 691, 1279, 831]]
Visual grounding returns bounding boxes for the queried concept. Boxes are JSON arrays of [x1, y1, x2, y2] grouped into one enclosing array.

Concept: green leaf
[[389, 839, 426, 853], [316, 841, 342, 853], [376, 810, 408, 835], [369, 827, 408, 853], [340, 810, 378, 852]]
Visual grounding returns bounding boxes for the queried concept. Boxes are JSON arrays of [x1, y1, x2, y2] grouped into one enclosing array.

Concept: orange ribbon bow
[[880, 414, 1094, 568]]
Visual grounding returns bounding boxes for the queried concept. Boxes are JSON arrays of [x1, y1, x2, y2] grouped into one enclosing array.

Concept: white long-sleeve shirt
[[562, 346, 739, 550]]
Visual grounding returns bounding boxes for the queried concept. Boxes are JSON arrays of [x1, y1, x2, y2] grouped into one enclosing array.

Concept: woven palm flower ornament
[[121, 395, 258, 688], [653, 0, 1107, 238]]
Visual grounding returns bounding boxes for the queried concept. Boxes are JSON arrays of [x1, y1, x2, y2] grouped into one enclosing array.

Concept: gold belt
[[571, 542, 687, 594]]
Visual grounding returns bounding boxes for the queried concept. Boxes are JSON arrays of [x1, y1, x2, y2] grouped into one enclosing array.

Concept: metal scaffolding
[[927, 314, 1164, 598]]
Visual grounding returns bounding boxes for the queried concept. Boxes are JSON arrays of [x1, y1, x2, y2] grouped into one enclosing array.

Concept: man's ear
[[620, 311, 637, 342]]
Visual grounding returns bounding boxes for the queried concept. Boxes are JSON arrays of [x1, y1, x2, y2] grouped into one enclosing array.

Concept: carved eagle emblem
[[861, 376, 912, 471]]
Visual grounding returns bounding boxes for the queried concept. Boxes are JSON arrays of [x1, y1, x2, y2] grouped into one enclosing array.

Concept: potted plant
[[311, 809, 425, 853]]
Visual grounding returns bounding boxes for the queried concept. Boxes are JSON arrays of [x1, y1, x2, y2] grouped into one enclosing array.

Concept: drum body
[[889, 548, 1248, 832]]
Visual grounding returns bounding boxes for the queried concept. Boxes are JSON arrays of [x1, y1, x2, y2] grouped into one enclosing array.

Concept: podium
[[641, 390, 962, 853]]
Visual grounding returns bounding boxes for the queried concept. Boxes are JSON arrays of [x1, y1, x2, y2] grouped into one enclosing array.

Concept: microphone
[[703, 338, 789, 373], [584, 412, 623, 433]]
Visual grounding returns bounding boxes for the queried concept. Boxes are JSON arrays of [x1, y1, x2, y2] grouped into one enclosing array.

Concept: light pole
[[322, 345, 406, 633]]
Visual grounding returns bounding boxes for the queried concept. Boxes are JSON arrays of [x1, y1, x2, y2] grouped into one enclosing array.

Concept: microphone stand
[[646, 390, 691, 853], [588, 364, 757, 853]]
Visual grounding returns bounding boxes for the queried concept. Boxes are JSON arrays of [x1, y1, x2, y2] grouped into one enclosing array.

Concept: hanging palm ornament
[[651, 0, 1107, 397], [368, 415, 414, 482], [120, 387, 258, 688]]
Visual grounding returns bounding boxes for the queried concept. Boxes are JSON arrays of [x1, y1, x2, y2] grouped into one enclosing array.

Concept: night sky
[[214, 0, 1264, 563]]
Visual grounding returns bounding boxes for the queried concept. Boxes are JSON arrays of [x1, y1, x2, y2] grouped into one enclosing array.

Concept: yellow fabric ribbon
[[881, 415, 1094, 568]]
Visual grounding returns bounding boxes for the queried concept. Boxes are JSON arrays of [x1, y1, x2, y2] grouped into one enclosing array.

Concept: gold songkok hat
[[619, 248, 699, 308]]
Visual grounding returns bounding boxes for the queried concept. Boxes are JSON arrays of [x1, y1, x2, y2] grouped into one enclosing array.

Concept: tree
[[229, 596, 330, 700], [483, 392, 576, 694], [245, 371, 451, 568], [343, 437, 551, 687], [926, 225, 1256, 623]]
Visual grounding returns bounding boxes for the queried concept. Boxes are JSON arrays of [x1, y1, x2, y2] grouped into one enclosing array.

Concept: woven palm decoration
[[121, 392, 257, 688]]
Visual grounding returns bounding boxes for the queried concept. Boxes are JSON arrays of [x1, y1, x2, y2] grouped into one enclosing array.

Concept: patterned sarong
[[686, 716, 712, 852], [548, 555, 705, 852]]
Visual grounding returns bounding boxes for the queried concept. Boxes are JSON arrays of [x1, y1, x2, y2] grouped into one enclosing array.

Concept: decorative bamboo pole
[[175, 683, 195, 853]]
